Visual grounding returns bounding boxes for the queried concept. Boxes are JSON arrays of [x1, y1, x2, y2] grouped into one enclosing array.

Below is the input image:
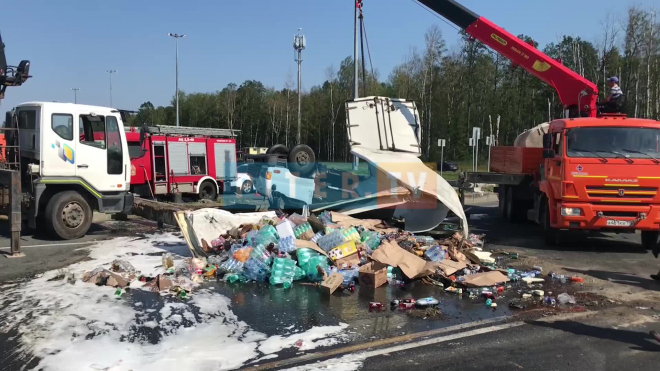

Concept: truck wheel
[[498, 186, 507, 217], [266, 144, 290, 156], [45, 191, 93, 240], [199, 180, 218, 200], [542, 199, 561, 246], [288, 144, 316, 176], [641, 231, 659, 253], [505, 187, 519, 222]]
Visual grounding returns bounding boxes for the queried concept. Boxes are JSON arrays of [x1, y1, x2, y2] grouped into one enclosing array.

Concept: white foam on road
[[0, 233, 350, 371]]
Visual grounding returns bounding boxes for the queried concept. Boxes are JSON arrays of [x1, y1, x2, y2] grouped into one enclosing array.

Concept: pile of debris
[[79, 209, 584, 310], [173, 209, 518, 302]]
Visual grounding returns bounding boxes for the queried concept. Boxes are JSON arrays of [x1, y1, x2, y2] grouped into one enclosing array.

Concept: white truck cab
[[9, 102, 133, 239]]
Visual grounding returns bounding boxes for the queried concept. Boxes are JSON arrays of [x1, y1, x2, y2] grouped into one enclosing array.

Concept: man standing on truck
[[599, 77, 624, 113], [606, 77, 623, 102]]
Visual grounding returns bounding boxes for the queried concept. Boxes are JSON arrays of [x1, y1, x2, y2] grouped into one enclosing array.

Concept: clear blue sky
[[1, 0, 654, 111]]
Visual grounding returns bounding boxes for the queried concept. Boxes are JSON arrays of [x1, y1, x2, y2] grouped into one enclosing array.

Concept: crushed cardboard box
[[460, 271, 510, 287], [82, 269, 130, 288], [359, 262, 388, 288], [320, 273, 343, 295]]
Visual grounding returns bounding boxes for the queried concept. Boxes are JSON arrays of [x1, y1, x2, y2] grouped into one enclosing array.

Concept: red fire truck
[[125, 125, 238, 200]]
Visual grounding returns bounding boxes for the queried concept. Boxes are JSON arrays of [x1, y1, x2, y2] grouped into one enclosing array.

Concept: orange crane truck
[[420, 0, 660, 249]]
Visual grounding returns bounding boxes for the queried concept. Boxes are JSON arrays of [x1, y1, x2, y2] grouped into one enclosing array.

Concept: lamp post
[[168, 33, 186, 127], [71, 88, 79, 104], [104, 70, 116, 106]]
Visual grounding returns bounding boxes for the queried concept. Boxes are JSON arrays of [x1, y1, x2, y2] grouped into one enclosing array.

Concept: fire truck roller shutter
[[188, 142, 206, 155], [168, 141, 188, 175]]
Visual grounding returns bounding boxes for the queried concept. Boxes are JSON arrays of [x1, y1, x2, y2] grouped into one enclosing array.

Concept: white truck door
[[75, 113, 125, 192], [42, 111, 77, 176]]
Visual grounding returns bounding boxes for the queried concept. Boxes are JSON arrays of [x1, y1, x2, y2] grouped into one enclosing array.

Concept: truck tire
[[641, 231, 659, 253], [498, 186, 507, 217], [199, 180, 218, 200], [288, 144, 316, 176], [45, 191, 93, 240], [541, 198, 561, 246], [266, 144, 289, 156]]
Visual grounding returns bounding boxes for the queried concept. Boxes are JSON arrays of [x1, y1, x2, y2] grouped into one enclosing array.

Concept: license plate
[[606, 219, 634, 227]]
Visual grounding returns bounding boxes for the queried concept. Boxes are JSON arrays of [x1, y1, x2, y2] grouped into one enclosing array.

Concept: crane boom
[[418, 0, 598, 117]]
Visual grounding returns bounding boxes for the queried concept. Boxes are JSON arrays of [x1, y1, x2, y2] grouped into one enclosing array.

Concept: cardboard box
[[359, 262, 388, 288], [328, 241, 358, 261], [334, 252, 360, 268], [320, 272, 343, 295]]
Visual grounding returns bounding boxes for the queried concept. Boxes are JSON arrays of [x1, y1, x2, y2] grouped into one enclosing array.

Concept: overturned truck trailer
[[317, 96, 468, 235]]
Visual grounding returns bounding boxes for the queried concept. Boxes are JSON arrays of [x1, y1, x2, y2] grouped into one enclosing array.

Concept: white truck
[[4, 102, 134, 239]]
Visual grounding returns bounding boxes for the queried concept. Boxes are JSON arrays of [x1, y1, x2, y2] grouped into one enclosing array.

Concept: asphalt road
[[276, 308, 660, 370]]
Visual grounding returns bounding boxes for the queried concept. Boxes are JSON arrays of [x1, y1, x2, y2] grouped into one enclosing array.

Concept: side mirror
[[543, 149, 556, 159], [542, 133, 553, 149], [139, 124, 147, 148]]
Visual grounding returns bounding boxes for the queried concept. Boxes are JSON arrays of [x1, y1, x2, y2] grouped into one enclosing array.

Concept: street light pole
[[104, 70, 116, 106], [71, 88, 79, 104], [168, 33, 186, 127]]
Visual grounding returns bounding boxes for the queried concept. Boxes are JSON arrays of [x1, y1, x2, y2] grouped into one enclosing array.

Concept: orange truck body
[[485, 116, 660, 233]]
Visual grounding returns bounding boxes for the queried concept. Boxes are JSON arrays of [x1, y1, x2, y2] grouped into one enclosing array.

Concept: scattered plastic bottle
[[339, 268, 359, 287], [293, 222, 314, 240], [369, 302, 384, 310], [233, 247, 253, 262], [278, 236, 296, 253], [244, 258, 271, 282], [361, 230, 382, 250], [310, 231, 325, 244], [398, 298, 416, 309], [293, 266, 306, 281], [318, 211, 333, 225], [296, 248, 319, 267], [226, 273, 240, 283], [269, 258, 297, 288], [211, 236, 225, 248], [303, 256, 329, 282], [424, 245, 446, 262], [415, 235, 435, 245], [543, 296, 557, 306], [218, 258, 245, 274], [255, 225, 279, 246]]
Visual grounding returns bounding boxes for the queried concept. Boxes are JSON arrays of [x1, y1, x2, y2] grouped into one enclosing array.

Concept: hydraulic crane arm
[[417, 0, 598, 117], [0, 32, 31, 100]]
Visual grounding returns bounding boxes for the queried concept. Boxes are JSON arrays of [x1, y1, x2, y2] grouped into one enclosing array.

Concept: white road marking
[[346, 321, 523, 359], [253, 318, 521, 370]]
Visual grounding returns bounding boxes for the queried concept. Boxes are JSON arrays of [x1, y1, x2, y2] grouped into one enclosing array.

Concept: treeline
[[128, 6, 660, 163]]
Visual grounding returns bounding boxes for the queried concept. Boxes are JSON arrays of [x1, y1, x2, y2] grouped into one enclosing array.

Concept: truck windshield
[[566, 127, 660, 159]]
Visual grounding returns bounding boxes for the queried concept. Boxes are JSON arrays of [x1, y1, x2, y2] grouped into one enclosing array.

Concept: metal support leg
[[5, 170, 23, 258]]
